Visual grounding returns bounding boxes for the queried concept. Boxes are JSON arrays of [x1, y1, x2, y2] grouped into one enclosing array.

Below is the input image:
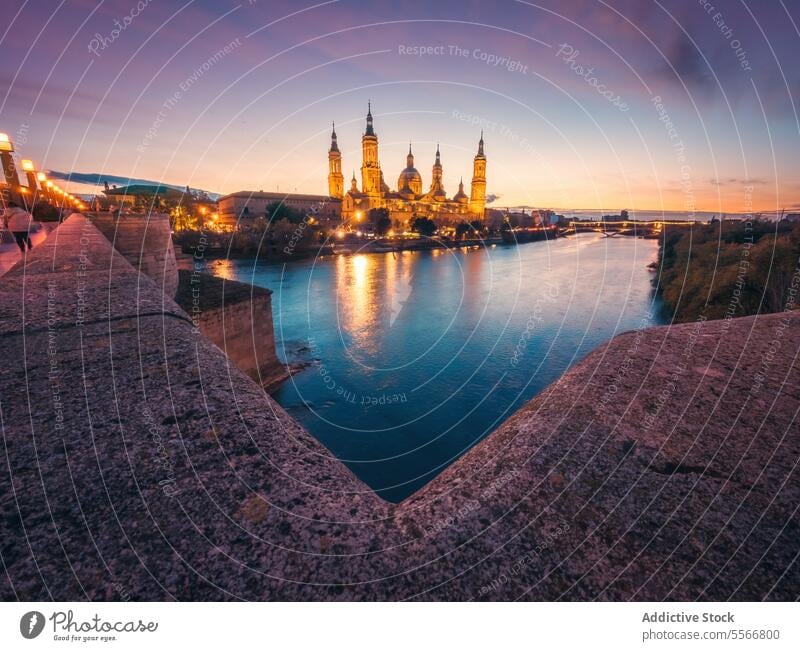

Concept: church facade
[[328, 103, 487, 226]]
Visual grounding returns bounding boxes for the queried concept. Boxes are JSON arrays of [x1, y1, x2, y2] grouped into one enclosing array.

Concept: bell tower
[[428, 143, 446, 200], [469, 131, 487, 218], [360, 101, 382, 201], [327, 122, 344, 199]]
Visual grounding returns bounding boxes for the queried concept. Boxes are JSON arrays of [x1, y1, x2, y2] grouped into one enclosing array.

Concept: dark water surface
[[206, 233, 665, 501]]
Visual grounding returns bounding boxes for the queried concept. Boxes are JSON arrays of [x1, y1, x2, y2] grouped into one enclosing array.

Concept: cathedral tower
[[428, 143, 446, 201], [469, 131, 487, 218], [360, 102, 382, 200], [327, 122, 344, 199]]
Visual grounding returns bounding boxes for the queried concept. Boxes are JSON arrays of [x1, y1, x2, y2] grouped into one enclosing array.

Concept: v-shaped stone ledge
[[0, 214, 798, 600]]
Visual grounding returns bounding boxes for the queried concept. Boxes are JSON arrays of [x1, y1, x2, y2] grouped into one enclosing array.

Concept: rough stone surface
[[174, 270, 286, 386], [85, 212, 178, 299], [1, 215, 798, 601]]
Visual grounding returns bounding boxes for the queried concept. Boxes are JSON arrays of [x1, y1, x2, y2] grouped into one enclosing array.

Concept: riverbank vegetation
[[656, 219, 800, 323], [173, 201, 323, 258]]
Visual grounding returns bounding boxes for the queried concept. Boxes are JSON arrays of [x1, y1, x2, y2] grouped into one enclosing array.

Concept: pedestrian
[[3, 201, 34, 252]]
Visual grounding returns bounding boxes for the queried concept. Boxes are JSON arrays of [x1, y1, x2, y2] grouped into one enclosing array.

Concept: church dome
[[453, 177, 468, 203], [398, 143, 423, 195], [398, 167, 422, 193]]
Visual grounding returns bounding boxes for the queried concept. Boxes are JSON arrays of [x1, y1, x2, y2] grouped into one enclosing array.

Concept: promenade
[[0, 223, 51, 275]]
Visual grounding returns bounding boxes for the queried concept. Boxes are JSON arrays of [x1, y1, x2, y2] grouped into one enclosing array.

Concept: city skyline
[[2, 0, 799, 213]]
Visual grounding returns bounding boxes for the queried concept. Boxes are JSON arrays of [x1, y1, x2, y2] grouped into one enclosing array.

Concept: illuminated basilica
[[328, 103, 487, 225]]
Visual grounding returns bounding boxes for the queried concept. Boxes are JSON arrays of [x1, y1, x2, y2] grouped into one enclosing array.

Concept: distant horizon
[[54, 169, 793, 220]]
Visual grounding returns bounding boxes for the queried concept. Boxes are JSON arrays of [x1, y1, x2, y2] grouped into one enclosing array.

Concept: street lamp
[[0, 132, 20, 188], [20, 159, 39, 192], [36, 172, 49, 201]]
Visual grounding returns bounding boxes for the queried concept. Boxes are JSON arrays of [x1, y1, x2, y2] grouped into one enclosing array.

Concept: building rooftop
[[220, 190, 341, 203], [103, 184, 184, 196]]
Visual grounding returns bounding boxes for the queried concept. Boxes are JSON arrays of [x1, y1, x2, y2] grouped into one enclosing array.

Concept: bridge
[[566, 219, 695, 238]]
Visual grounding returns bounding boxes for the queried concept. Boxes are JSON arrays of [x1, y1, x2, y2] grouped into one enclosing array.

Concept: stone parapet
[[174, 270, 286, 386], [0, 214, 798, 600], [85, 212, 178, 298]]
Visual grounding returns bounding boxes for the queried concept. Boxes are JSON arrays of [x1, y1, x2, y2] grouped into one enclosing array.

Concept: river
[[205, 233, 665, 501]]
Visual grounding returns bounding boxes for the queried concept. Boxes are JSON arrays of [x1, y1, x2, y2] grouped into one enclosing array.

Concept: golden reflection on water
[[335, 251, 425, 359], [211, 258, 236, 280], [337, 254, 381, 355], [333, 249, 489, 361]]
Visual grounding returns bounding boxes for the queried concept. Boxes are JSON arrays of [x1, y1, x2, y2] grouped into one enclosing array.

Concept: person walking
[[3, 201, 34, 252]]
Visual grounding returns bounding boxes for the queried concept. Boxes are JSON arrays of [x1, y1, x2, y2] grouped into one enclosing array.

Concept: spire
[[329, 121, 339, 152], [365, 100, 375, 136], [407, 141, 414, 167], [477, 130, 485, 157], [434, 142, 441, 166]]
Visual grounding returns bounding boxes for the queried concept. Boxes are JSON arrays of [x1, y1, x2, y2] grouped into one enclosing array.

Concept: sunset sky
[[3, 0, 799, 214]]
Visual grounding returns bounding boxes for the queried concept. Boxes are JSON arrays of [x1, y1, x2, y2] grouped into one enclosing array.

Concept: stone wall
[[174, 270, 286, 387], [86, 212, 178, 298], [0, 214, 798, 601]]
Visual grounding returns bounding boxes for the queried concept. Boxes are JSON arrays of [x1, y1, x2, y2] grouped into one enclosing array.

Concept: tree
[[656, 220, 800, 323], [368, 207, 391, 236], [469, 220, 486, 237], [455, 221, 471, 240], [412, 216, 437, 237], [265, 201, 305, 224], [169, 204, 199, 232]]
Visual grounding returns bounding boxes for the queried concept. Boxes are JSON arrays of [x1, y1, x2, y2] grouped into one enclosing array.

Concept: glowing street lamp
[[0, 132, 20, 187], [20, 159, 39, 192], [37, 172, 48, 199]]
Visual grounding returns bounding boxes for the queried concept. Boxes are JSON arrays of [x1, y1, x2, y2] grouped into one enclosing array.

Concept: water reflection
[[336, 254, 377, 357], [208, 234, 664, 502], [209, 258, 236, 280]]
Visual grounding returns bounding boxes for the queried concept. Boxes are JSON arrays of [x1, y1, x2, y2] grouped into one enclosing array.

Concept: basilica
[[328, 103, 487, 226]]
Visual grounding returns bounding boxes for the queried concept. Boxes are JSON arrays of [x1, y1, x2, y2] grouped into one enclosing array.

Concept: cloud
[[485, 193, 500, 204], [657, 35, 710, 88], [709, 177, 769, 186]]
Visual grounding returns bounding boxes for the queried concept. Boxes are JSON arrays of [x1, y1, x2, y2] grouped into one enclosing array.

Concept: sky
[[2, 0, 800, 214]]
